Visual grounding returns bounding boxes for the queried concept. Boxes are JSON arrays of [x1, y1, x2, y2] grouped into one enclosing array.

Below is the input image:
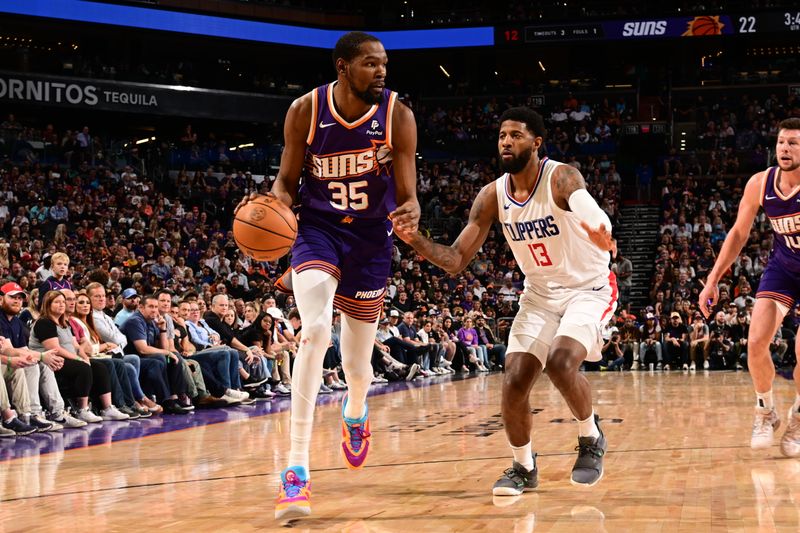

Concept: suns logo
[[682, 15, 725, 36], [306, 140, 393, 180]]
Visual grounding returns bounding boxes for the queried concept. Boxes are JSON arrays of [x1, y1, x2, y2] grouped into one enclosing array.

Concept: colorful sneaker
[[751, 406, 780, 450], [275, 466, 311, 520], [341, 394, 371, 469]]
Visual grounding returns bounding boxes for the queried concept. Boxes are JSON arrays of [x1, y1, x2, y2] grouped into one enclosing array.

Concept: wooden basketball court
[[2, 371, 800, 531]]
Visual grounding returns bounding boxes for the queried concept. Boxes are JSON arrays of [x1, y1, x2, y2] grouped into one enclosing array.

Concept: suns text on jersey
[[306, 141, 390, 181], [504, 215, 560, 242], [770, 212, 800, 251]]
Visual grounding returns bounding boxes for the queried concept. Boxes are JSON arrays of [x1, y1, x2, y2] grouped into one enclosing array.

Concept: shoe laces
[[503, 466, 529, 486], [346, 422, 371, 452], [575, 440, 604, 458], [753, 412, 775, 436], [282, 478, 308, 498]]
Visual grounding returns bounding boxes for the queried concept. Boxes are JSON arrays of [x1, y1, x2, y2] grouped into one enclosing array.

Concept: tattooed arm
[[551, 164, 587, 209], [551, 164, 614, 253], [394, 182, 498, 275]]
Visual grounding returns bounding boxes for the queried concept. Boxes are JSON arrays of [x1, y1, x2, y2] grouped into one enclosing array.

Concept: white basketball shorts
[[506, 283, 618, 368]]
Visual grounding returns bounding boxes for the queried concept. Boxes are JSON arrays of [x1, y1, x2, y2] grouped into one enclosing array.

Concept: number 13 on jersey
[[329, 180, 369, 211], [527, 243, 552, 267]]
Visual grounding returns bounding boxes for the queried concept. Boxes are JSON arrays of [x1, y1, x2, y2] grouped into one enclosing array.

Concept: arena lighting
[[237, 143, 255, 149], [0, 0, 494, 50], [135, 136, 155, 145], [538, 61, 546, 72], [439, 65, 451, 78]]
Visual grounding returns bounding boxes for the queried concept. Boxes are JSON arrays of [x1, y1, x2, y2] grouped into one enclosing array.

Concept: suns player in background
[[394, 107, 616, 495], [252, 32, 420, 520], [699, 118, 800, 456]]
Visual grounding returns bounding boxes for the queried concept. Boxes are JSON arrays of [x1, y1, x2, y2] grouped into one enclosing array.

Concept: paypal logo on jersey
[[366, 119, 384, 136], [504, 215, 560, 242]]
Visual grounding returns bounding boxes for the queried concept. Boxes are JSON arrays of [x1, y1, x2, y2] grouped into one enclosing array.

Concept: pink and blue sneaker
[[275, 466, 311, 520], [341, 394, 371, 469]]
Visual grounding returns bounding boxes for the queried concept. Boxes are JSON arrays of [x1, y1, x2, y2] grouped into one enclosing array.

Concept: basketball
[[684, 15, 724, 36], [233, 195, 297, 261]]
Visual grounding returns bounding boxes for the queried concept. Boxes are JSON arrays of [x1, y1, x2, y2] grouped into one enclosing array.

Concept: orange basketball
[[233, 195, 297, 262]]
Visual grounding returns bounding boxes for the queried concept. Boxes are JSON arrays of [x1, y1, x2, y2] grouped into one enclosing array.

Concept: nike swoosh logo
[[319, 121, 336, 129], [765, 195, 777, 200], [387, 228, 393, 236], [503, 204, 512, 210], [592, 286, 605, 291]]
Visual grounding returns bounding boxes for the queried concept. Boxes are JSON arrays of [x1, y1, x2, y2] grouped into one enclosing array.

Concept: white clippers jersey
[[495, 157, 612, 294]]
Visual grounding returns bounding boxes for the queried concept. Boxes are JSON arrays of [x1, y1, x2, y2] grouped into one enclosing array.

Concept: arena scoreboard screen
[[498, 11, 800, 45]]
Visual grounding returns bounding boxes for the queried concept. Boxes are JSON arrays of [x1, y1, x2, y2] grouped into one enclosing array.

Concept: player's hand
[[389, 200, 420, 234], [698, 281, 718, 318], [392, 222, 418, 245], [580, 222, 614, 252]]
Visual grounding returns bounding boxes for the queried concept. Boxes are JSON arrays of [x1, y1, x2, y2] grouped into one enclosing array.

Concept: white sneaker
[[663, 364, 670, 371], [225, 389, 250, 401], [751, 406, 780, 450], [780, 409, 800, 457], [52, 411, 88, 428], [689, 363, 696, 371], [682, 364, 689, 371], [631, 361, 640, 370], [703, 360, 710, 370], [31, 413, 62, 432], [101, 406, 130, 421], [76, 408, 103, 424], [273, 383, 291, 395], [405, 363, 420, 381], [736, 363, 744, 371]]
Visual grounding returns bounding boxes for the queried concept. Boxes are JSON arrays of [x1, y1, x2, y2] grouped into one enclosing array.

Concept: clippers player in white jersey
[[699, 118, 800, 455], [395, 107, 617, 494]]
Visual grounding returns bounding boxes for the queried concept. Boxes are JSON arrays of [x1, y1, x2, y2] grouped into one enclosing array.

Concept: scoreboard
[[497, 11, 800, 45]]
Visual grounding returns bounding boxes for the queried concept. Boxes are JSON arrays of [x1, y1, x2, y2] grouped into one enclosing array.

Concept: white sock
[[341, 314, 379, 421], [510, 442, 534, 471], [756, 390, 774, 410], [286, 269, 338, 472], [577, 411, 600, 439], [792, 394, 800, 414]]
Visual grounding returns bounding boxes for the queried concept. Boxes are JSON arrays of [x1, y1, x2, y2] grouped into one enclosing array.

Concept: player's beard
[[499, 148, 532, 174], [778, 157, 800, 172], [348, 74, 384, 105], [353, 86, 383, 105]]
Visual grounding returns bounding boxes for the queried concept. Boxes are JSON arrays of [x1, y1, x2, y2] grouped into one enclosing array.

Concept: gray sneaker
[[492, 455, 538, 496], [571, 415, 607, 487], [0, 425, 15, 438]]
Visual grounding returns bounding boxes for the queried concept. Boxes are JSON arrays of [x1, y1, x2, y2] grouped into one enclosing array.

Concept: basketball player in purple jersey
[[259, 32, 419, 520], [699, 118, 800, 455]]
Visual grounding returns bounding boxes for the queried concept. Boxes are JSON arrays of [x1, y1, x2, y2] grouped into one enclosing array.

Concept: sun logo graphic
[[682, 15, 725, 36]]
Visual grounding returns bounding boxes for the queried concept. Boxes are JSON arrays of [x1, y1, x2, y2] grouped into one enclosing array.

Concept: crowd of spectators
[[597, 93, 800, 374]]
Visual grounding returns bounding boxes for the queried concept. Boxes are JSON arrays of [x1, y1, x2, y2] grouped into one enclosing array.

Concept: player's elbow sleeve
[[568, 189, 612, 230]]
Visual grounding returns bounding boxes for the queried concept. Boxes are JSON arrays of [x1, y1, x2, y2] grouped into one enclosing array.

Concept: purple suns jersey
[[762, 166, 800, 273], [299, 82, 399, 223]]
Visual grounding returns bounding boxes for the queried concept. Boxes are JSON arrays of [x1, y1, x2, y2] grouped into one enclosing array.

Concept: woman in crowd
[[29, 291, 128, 423], [457, 317, 490, 372], [72, 291, 152, 418]]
